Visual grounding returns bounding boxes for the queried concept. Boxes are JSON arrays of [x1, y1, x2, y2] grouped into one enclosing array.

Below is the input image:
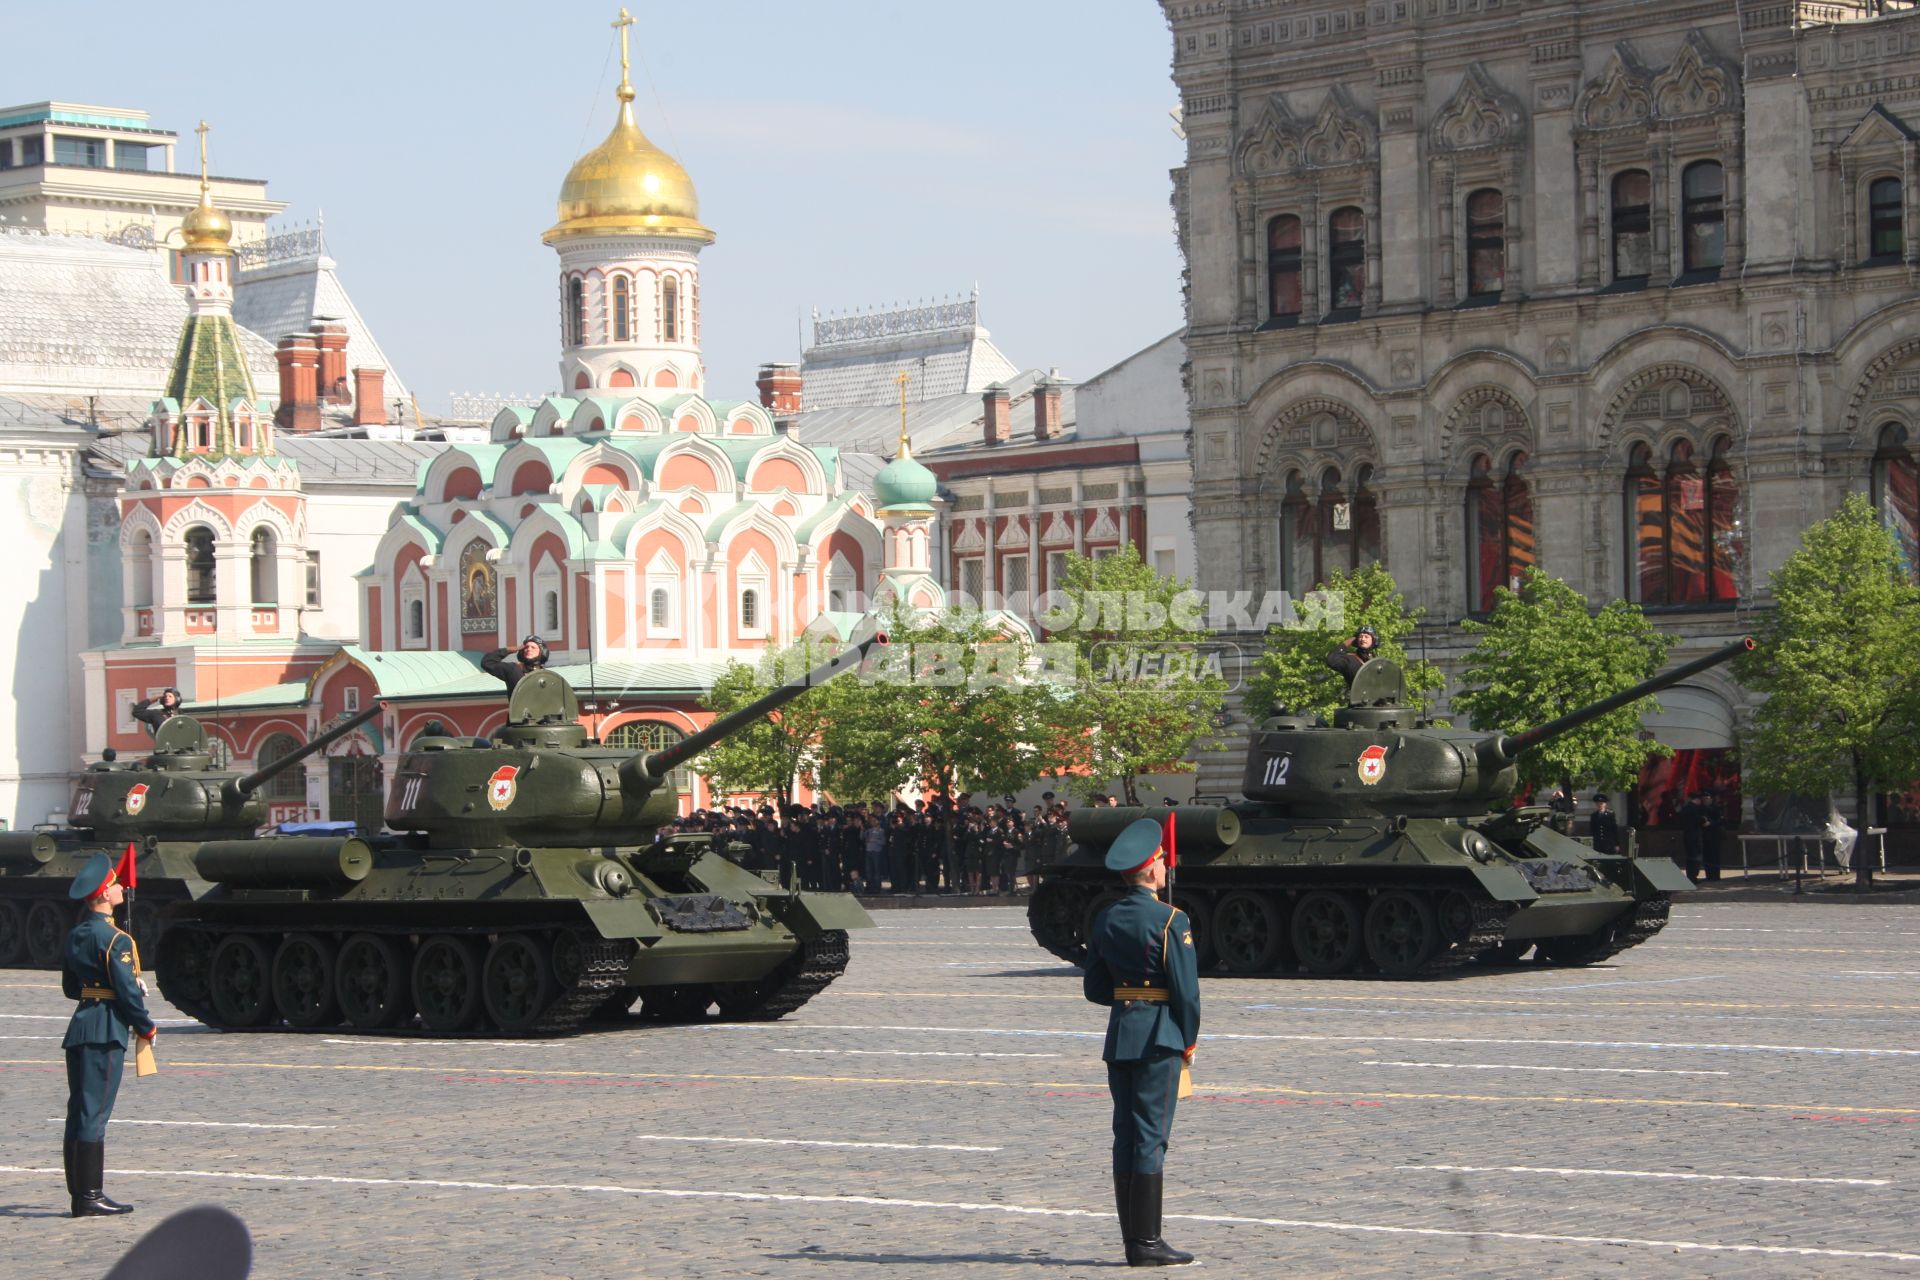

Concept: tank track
[[1542, 896, 1672, 966], [717, 929, 851, 1021], [1029, 878, 1518, 979], [156, 921, 638, 1039]]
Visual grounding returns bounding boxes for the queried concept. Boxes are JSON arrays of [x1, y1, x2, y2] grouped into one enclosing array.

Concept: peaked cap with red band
[[1104, 818, 1167, 875], [69, 851, 117, 900]]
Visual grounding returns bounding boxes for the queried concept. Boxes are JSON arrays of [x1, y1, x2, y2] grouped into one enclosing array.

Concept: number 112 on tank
[[1260, 754, 1291, 787]]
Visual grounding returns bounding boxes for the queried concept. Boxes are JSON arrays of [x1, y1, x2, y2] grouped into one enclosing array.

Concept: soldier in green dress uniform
[[1082, 818, 1200, 1267], [61, 852, 156, 1217]]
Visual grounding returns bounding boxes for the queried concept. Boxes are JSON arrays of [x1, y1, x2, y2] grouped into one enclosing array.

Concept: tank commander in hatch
[[482, 635, 549, 693], [131, 688, 183, 736], [1324, 625, 1379, 686]]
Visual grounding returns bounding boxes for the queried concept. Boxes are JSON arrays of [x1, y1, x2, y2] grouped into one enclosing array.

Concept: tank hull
[[0, 836, 213, 969], [156, 840, 873, 1037], [1028, 810, 1684, 978]]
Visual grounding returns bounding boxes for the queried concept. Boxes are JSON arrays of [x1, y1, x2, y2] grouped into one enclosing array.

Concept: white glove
[[137, 979, 149, 996]]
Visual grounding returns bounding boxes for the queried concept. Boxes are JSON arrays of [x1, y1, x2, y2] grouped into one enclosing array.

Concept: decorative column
[[1235, 184, 1258, 326], [1720, 118, 1746, 275], [1303, 190, 1322, 320], [1363, 175, 1384, 311], [1577, 149, 1601, 287], [1503, 153, 1525, 298], [1434, 157, 1457, 303], [1650, 138, 1673, 284]]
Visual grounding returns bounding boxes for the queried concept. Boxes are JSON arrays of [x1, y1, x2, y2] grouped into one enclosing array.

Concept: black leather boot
[[62, 1138, 77, 1199], [1124, 1173, 1194, 1267], [71, 1140, 132, 1217], [1113, 1172, 1133, 1246]]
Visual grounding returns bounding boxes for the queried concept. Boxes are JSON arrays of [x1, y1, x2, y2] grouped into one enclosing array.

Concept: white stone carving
[[1431, 65, 1527, 152]]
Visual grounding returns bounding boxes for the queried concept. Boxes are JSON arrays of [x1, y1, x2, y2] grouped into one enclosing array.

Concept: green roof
[[181, 681, 308, 711], [164, 313, 260, 458]]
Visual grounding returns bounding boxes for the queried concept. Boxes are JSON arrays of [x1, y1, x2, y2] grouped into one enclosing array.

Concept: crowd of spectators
[[652, 791, 1156, 894]]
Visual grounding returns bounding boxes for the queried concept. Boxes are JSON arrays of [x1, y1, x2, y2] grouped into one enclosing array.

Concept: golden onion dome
[[544, 88, 713, 246], [180, 195, 233, 256]]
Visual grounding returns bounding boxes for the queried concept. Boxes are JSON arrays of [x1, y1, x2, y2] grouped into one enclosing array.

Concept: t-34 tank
[[1029, 637, 1752, 978], [0, 704, 383, 970], [156, 632, 887, 1037]]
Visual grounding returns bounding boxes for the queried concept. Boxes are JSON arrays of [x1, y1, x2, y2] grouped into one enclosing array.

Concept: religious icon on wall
[[460, 539, 497, 634]]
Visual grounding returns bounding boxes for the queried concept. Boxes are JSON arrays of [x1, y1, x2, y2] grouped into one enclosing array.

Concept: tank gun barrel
[[228, 702, 386, 799], [1485, 637, 1752, 765], [641, 631, 889, 777]]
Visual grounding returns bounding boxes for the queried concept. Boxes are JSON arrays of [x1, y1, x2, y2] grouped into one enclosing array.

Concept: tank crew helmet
[[1355, 625, 1378, 641], [1104, 817, 1167, 876], [518, 635, 550, 667], [69, 852, 118, 901]]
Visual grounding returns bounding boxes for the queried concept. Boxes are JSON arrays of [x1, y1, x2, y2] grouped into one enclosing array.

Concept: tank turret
[[66, 703, 386, 842], [1029, 636, 1754, 980], [386, 630, 887, 847], [1240, 638, 1754, 817]]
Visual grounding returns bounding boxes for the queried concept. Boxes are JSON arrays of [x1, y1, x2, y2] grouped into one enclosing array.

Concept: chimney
[[982, 382, 1010, 446], [313, 320, 350, 402], [274, 335, 320, 433], [1033, 374, 1067, 442], [756, 361, 803, 416], [352, 367, 388, 427]]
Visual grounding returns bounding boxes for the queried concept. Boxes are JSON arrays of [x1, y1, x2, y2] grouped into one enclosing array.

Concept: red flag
[[114, 841, 138, 891], [1162, 810, 1177, 871]]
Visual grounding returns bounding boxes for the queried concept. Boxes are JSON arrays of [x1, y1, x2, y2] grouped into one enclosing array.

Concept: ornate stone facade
[[1165, 1, 1920, 810]]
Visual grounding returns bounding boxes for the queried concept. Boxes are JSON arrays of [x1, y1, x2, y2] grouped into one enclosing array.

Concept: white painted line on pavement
[[320, 1039, 555, 1049], [702, 1022, 1920, 1059], [1401, 1164, 1891, 1187], [1505, 975, 1728, 992], [1364, 1061, 1730, 1077], [45, 1118, 334, 1131], [771, 1048, 1061, 1060], [626, 1134, 1001, 1152], [0, 1164, 1911, 1262]]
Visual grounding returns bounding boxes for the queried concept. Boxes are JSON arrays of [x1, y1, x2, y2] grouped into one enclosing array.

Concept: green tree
[[1740, 493, 1920, 827], [1245, 562, 1443, 723], [1047, 546, 1226, 804], [690, 637, 844, 809], [817, 603, 1055, 852], [1451, 567, 1675, 796]]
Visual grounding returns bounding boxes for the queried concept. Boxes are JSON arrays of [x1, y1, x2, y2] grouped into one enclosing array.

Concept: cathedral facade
[[1164, 0, 1920, 817]]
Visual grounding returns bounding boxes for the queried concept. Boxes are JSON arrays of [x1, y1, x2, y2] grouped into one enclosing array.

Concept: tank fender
[[1466, 863, 1540, 903], [1623, 853, 1692, 895], [759, 892, 875, 937], [578, 899, 666, 943]]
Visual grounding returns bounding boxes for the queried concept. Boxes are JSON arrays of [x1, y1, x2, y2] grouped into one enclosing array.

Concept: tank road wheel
[[24, 899, 66, 969], [271, 933, 340, 1029], [157, 926, 215, 1012], [1171, 892, 1217, 971], [1214, 890, 1286, 974], [1364, 891, 1441, 978], [0, 900, 26, 967], [482, 933, 558, 1034], [128, 899, 166, 962], [335, 934, 413, 1030], [208, 934, 277, 1028], [412, 934, 484, 1033], [1291, 891, 1364, 976], [1027, 881, 1090, 962]]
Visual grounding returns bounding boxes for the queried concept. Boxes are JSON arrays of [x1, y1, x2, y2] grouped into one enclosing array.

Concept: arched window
[[739, 588, 759, 630], [126, 531, 153, 608], [1611, 169, 1652, 281], [1466, 452, 1535, 612], [542, 590, 560, 633], [603, 719, 687, 754], [1328, 207, 1365, 312], [185, 525, 216, 603], [1869, 177, 1905, 261], [249, 528, 277, 604], [661, 277, 679, 342], [611, 275, 631, 342], [567, 277, 585, 347], [1681, 161, 1725, 273], [406, 597, 426, 642], [1266, 214, 1302, 319], [649, 587, 670, 629], [1277, 471, 1309, 595], [1873, 424, 1918, 580], [1465, 189, 1504, 298], [235, 413, 253, 453], [254, 732, 306, 801], [1625, 438, 1739, 606]]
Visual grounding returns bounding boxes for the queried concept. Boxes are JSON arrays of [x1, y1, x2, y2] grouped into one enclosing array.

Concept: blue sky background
[[20, 1, 1185, 412]]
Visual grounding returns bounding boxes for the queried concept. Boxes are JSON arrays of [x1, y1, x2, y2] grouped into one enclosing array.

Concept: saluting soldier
[[61, 852, 156, 1218], [1082, 818, 1200, 1267]]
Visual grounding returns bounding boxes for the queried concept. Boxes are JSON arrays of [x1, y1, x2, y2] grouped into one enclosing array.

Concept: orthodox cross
[[195, 119, 210, 192], [896, 370, 912, 457], [612, 7, 636, 99]]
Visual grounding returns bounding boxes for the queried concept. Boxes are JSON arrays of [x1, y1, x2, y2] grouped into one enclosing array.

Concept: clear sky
[[19, 1, 1185, 413]]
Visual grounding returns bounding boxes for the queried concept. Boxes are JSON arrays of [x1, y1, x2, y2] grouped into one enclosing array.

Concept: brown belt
[[1113, 985, 1170, 1003], [79, 987, 115, 1001]]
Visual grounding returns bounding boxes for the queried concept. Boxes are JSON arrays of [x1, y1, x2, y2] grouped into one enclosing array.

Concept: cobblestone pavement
[[3, 900, 1918, 1278]]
